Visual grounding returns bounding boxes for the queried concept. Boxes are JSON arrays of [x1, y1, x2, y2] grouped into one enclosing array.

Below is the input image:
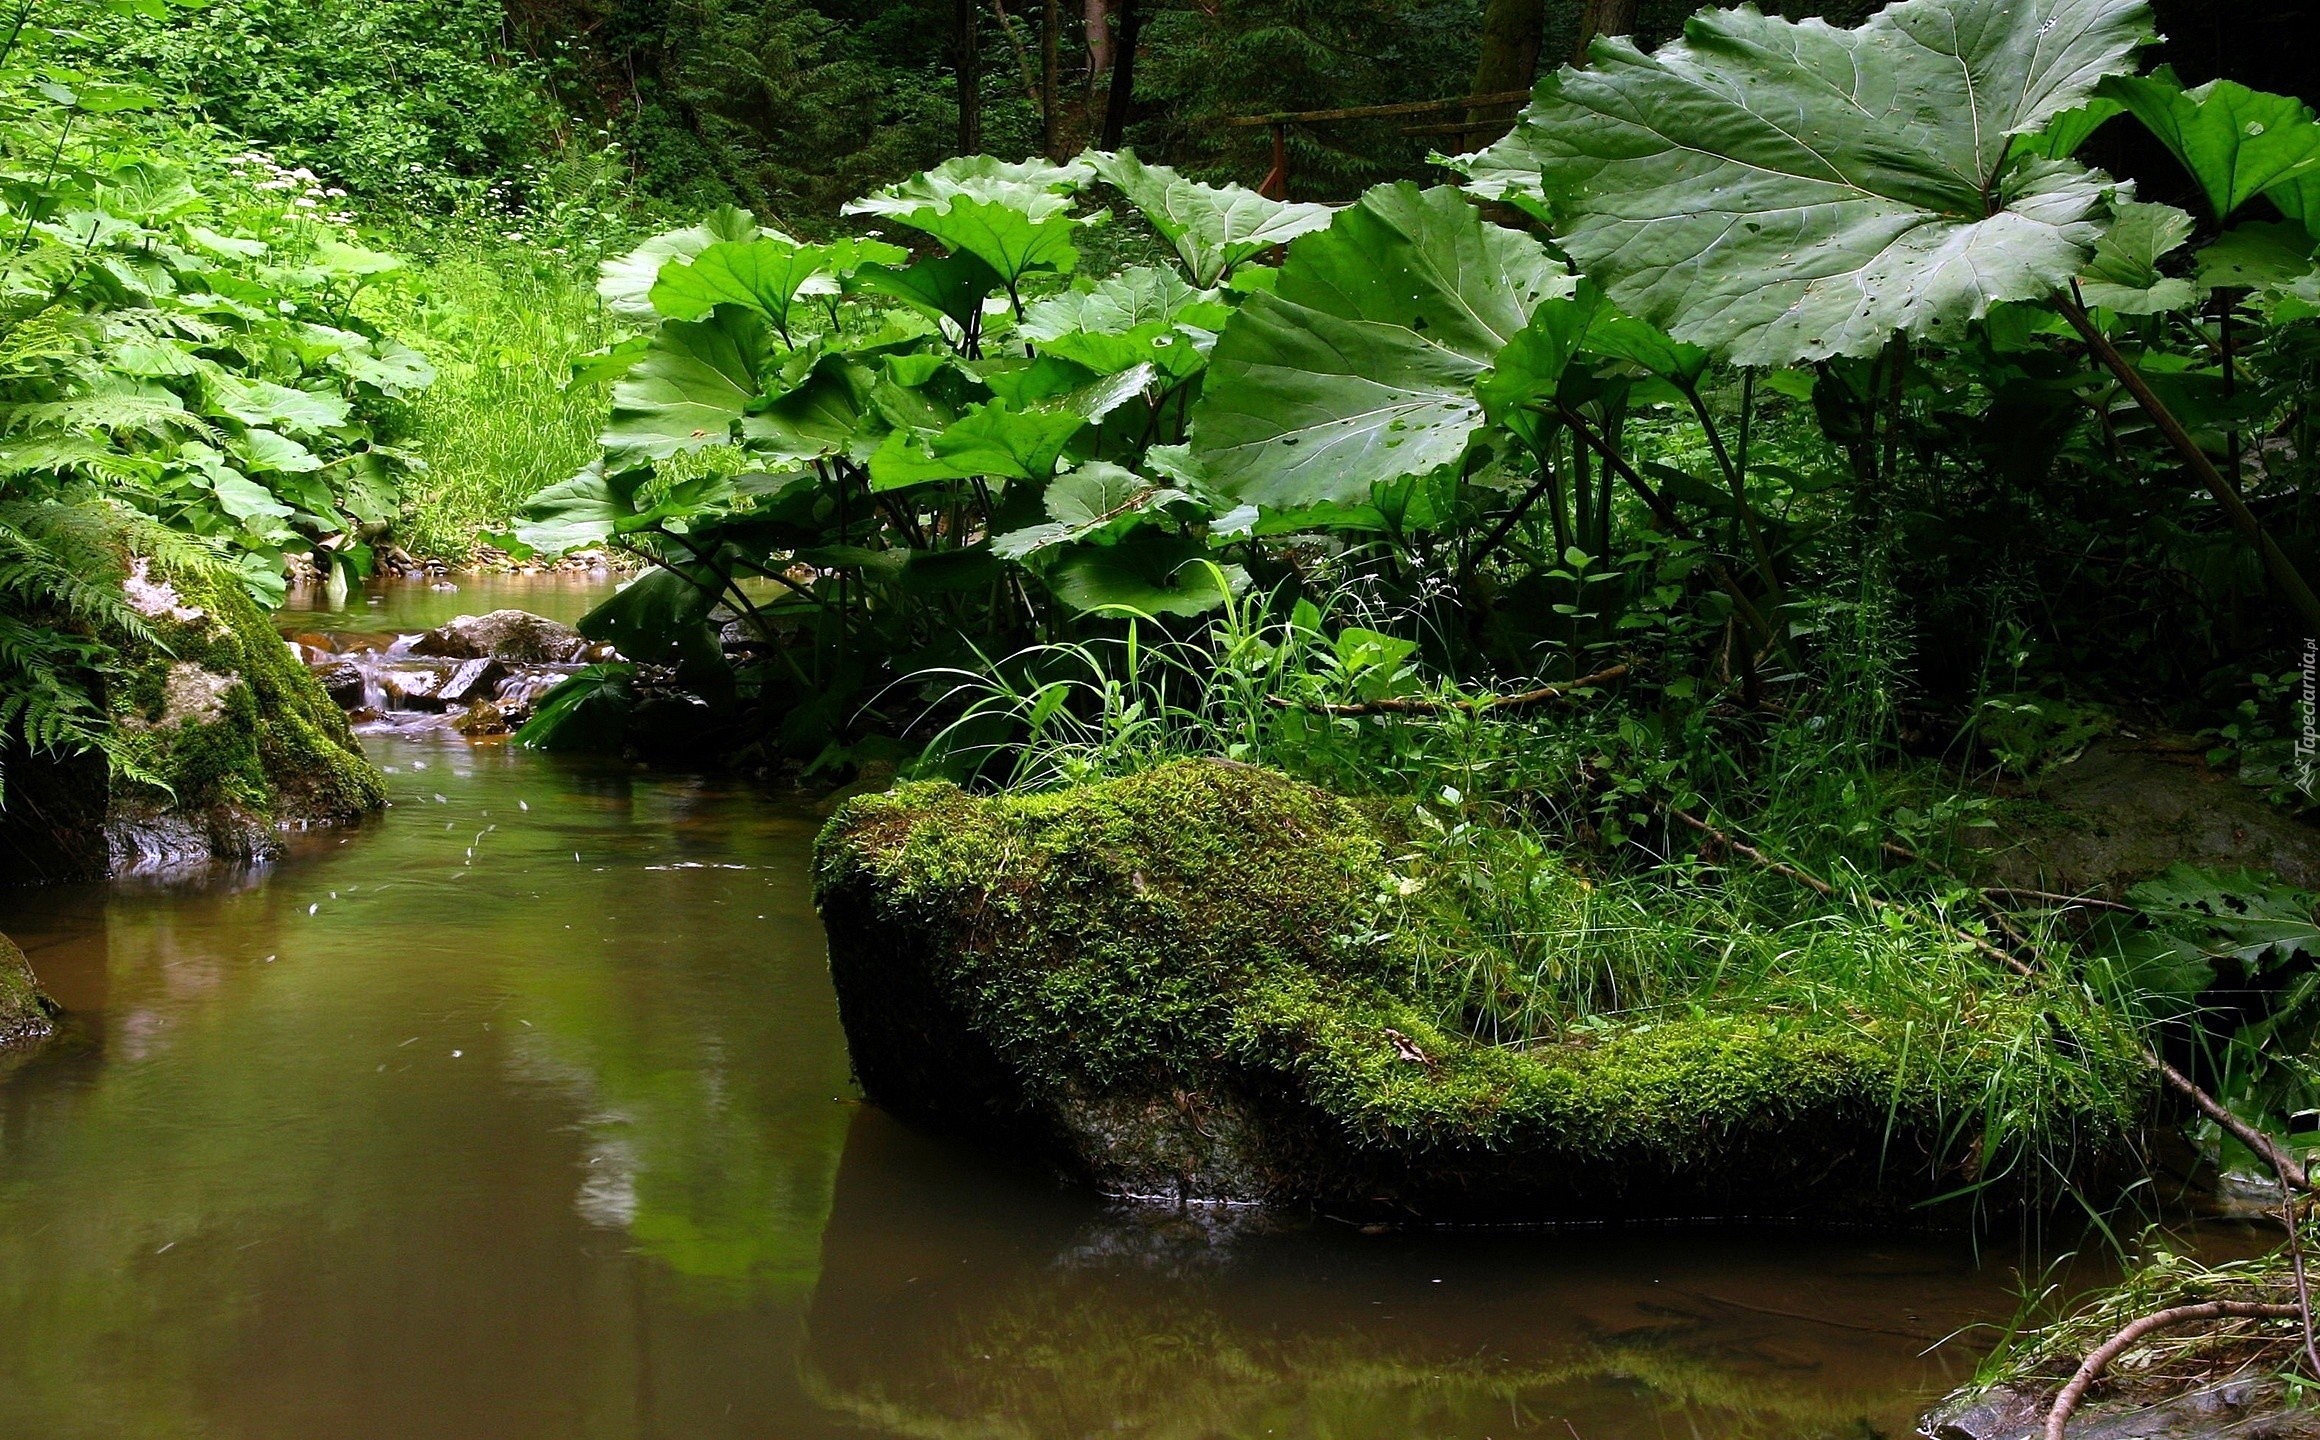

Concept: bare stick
[[2288, 1196, 2320, 1380], [2045, 1300, 2300, 1440]]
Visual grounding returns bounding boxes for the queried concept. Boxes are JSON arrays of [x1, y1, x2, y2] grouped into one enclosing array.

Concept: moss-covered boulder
[[0, 931, 56, 1048], [0, 547, 385, 882], [815, 761, 2148, 1223]]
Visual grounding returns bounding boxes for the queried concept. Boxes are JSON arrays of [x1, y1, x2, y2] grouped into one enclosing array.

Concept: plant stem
[[1683, 381, 1783, 613], [1558, 402, 1781, 653], [2055, 290, 2320, 635]]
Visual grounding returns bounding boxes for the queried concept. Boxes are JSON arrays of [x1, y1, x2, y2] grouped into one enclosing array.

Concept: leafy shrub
[[0, 3, 435, 799], [70, 0, 558, 211]]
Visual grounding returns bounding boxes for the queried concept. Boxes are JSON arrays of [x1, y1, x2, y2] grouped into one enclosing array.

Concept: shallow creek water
[[0, 575, 2155, 1439]]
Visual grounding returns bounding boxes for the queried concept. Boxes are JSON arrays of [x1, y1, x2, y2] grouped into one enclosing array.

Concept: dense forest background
[[87, 0, 2317, 227]]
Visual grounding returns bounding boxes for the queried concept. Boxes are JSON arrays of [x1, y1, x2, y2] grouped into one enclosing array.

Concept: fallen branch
[[2044, 1300, 2300, 1440], [1266, 664, 1628, 718]]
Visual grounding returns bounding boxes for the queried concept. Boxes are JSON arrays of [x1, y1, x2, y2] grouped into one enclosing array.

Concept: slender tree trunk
[[1570, 0, 1639, 65], [990, 0, 1044, 107], [1085, 0, 1113, 96], [1466, 0, 1545, 144], [956, 0, 983, 154], [1097, 0, 1139, 150], [1042, 0, 1062, 156]]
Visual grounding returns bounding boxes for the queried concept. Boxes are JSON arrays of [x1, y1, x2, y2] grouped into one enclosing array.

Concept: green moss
[[103, 549, 384, 824], [0, 930, 55, 1047], [815, 761, 2150, 1221]]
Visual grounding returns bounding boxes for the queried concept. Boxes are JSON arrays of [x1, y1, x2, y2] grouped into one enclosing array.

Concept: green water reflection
[[0, 735, 855, 1439]]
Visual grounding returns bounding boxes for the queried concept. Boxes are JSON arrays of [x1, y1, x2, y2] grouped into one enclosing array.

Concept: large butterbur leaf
[[848, 253, 1002, 333], [1454, 0, 2154, 366], [1189, 182, 1575, 508], [866, 399, 1085, 490], [648, 235, 907, 337], [602, 310, 775, 468], [990, 461, 1191, 559], [1081, 149, 1335, 287], [2098, 70, 2320, 223], [1048, 531, 1245, 617], [844, 155, 1093, 288], [2077, 200, 2198, 314], [598, 206, 766, 322], [1019, 266, 1231, 377]]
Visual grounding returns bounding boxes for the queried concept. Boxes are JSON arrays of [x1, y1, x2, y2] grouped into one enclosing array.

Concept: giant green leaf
[[867, 400, 1084, 490], [598, 206, 766, 322], [2014, 97, 2128, 162], [2099, 70, 2320, 223], [207, 375, 351, 435], [602, 311, 774, 468], [990, 461, 1190, 559], [1579, 304, 1710, 387], [2194, 222, 2319, 294], [848, 252, 1002, 333], [1190, 182, 1574, 507], [206, 468, 292, 524], [2078, 200, 2199, 314], [514, 465, 648, 554], [845, 156, 1093, 287], [1082, 149, 1335, 287], [1019, 266, 1231, 377], [1048, 531, 1245, 617], [649, 235, 906, 337], [2268, 174, 2320, 241], [1454, 0, 2153, 366], [739, 360, 879, 466]]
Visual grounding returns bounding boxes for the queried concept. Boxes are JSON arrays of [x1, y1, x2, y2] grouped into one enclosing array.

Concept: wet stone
[[410, 610, 588, 664], [453, 699, 510, 737], [438, 657, 508, 706], [377, 662, 452, 711], [311, 659, 367, 711]]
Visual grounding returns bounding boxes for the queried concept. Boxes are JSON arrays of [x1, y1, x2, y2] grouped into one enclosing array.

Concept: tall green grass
[[370, 252, 615, 561]]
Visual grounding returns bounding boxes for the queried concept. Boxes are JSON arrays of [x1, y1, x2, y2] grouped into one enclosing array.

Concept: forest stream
[[0, 577, 2232, 1440]]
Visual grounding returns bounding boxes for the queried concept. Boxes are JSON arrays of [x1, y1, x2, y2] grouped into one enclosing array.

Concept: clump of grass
[[906, 566, 2158, 1211], [367, 250, 615, 560]]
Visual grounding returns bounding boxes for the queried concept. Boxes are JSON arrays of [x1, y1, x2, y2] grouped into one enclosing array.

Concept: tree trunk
[[956, 0, 982, 153], [1085, 0, 1113, 97], [1097, 0, 1139, 150], [1570, 0, 1639, 65], [1466, 0, 1544, 146], [1042, 0, 1062, 157]]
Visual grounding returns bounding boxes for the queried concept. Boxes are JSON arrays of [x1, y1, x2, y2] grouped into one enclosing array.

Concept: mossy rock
[[0, 931, 56, 1049], [0, 541, 385, 882], [815, 761, 2148, 1224]]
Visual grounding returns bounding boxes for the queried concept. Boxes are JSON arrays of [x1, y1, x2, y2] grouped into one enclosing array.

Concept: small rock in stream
[[311, 658, 367, 711], [438, 656, 508, 705], [454, 699, 510, 737], [411, 610, 589, 664]]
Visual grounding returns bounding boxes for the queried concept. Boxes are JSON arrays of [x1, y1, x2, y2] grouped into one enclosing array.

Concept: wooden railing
[[1222, 90, 1531, 199]]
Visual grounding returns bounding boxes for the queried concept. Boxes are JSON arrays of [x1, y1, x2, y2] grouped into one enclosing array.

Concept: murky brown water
[[0, 576, 2118, 1439]]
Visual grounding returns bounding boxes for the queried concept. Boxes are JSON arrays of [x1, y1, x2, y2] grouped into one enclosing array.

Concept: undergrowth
[[365, 253, 617, 561]]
